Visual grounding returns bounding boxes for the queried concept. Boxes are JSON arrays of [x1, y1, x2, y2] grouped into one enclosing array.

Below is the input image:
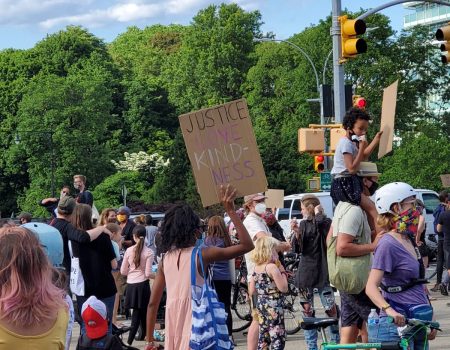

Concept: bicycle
[[231, 257, 252, 332], [300, 316, 441, 349]]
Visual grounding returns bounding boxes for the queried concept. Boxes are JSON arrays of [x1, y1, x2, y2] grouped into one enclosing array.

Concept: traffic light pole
[[331, 0, 346, 123], [255, 38, 325, 125]]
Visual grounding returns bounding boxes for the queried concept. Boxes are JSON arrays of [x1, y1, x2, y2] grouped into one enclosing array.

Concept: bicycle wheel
[[231, 282, 252, 332], [284, 278, 302, 335]]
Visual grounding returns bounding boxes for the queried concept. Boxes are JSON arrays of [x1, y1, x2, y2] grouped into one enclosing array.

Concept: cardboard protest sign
[[441, 174, 450, 188], [179, 99, 268, 207], [265, 189, 284, 209], [378, 80, 399, 159]]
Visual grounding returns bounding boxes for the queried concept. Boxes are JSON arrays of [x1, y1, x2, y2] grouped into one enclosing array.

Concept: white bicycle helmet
[[374, 182, 416, 214]]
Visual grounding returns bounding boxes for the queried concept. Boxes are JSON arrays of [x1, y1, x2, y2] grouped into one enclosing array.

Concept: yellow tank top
[[0, 308, 68, 350]]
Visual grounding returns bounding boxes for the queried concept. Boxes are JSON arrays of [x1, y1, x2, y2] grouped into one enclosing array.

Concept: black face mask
[[367, 180, 379, 196]]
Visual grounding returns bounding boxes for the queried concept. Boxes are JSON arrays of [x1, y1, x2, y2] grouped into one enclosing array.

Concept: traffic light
[[340, 15, 367, 59], [436, 25, 450, 64], [353, 95, 367, 109], [314, 155, 325, 173]]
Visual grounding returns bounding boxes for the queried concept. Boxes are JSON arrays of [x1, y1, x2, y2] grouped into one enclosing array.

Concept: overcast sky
[[0, 0, 407, 49]]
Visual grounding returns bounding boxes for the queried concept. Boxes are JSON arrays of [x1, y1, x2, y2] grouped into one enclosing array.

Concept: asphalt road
[[70, 264, 450, 349]]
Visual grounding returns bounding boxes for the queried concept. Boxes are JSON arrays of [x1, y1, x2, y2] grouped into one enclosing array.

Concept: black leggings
[[128, 308, 147, 345], [213, 280, 232, 335], [437, 239, 445, 284]]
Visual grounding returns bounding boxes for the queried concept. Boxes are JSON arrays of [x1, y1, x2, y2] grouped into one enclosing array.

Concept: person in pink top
[[145, 185, 255, 350], [121, 225, 153, 345]]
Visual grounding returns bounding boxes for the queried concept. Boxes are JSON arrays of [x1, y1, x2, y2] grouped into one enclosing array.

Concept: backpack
[[433, 204, 446, 235], [76, 333, 125, 350]]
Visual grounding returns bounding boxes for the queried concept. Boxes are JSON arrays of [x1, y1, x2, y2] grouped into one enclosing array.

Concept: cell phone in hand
[[351, 135, 360, 143]]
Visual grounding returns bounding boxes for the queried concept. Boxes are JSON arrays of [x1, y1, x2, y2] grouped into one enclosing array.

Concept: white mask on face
[[255, 203, 267, 215]]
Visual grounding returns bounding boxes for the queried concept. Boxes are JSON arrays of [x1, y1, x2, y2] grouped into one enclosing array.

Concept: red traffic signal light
[[314, 155, 325, 173], [353, 96, 366, 109]]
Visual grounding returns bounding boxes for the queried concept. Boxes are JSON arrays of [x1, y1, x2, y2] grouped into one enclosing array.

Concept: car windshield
[[422, 193, 440, 214]]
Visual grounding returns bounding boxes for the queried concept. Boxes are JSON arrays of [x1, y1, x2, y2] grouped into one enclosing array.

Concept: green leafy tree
[[163, 3, 262, 112], [378, 134, 450, 190], [92, 171, 146, 211]]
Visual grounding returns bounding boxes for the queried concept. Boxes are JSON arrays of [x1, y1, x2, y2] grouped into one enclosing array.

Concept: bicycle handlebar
[[405, 318, 441, 331]]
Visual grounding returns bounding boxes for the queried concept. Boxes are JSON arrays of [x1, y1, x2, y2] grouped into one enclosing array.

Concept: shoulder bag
[[68, 241, 85, 296], [190, 247, 233, 350]]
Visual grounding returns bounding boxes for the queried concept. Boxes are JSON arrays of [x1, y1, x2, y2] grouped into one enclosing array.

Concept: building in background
[[404, 1, 450, 29]]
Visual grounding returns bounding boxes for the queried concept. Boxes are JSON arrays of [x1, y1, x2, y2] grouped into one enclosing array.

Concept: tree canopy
[[0, 6, 448, 217]]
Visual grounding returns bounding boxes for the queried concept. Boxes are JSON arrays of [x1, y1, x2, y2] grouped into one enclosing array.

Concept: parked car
[[274, 188, 440, 258], [275, 192, 334, 239], [414, 189, 440, 261]]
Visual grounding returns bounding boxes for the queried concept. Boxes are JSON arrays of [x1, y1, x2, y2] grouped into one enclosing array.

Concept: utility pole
[[331, 0, 346, 123]]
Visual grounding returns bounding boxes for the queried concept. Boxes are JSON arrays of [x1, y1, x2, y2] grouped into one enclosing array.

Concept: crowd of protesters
[[1, 106, 449, 350]]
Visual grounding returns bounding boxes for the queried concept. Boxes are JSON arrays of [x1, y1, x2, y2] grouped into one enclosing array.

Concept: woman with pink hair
[[0, 226, 68, 348]]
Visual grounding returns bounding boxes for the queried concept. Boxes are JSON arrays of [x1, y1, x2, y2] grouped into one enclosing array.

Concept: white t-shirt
[[243, 212, 271, 279], [331, 137, 358, 175], [332, 201, 371, 244]]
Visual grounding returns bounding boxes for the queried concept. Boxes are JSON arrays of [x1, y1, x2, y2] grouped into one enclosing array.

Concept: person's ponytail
[[133, 236, 145, 268], [132, 225, 147, 269]]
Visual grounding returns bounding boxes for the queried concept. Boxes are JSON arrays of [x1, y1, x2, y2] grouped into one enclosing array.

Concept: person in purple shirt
[[366, 182, 437, 348], [204, 215, 233, 338]]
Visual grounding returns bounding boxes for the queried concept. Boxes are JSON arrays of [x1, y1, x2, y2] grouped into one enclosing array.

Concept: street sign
[[320, 172, 332, 191], [307, 177, 320, 191]]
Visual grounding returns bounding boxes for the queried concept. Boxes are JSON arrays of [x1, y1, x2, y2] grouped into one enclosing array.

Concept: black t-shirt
[[122, 220, 136, 245], [76, 190, 94, 207], [438, 210, 450, 245], [50, 218, 91, 273], [72, 233, 117, 298]]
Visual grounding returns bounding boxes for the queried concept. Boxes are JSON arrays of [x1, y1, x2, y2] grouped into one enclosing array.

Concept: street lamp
[[14, 130, 55, 197], [254, 37, 327, 125]]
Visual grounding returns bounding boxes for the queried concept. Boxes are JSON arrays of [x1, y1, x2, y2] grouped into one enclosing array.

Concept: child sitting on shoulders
[[249, 236, 289, 350], [330, 107, 382, 232]]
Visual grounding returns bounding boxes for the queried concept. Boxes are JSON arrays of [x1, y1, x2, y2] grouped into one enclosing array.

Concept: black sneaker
[[431, 283, 441, 292], [440, 284, 448, 296]]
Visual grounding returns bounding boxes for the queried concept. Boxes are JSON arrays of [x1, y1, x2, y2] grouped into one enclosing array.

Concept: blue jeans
[[76, 294, 116, 335], [300, 286, 340, 350], [368, 317, 429, 350]]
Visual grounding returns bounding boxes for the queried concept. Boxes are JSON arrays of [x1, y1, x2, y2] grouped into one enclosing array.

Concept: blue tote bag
[[190, 247, 233, 350]]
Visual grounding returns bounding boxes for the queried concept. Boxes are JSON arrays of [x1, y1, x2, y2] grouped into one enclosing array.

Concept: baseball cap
[[57, 196, 76, 215], [18, 212, 32, 222], [117, 206, 131, 216], [357, 162, 381, 177], [243, 193, 267, 204], [81, 296, 108, 340]]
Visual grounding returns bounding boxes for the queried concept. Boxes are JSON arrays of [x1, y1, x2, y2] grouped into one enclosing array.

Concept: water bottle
[[367, 309, 379, 342]]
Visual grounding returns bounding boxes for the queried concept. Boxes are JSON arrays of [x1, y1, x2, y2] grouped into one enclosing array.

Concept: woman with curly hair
[[0, 226, 68, 348], [145, 185, 254, 350]]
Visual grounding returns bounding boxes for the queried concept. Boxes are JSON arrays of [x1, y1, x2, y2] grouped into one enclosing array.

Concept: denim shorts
[[368, 316, 429, 350]]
